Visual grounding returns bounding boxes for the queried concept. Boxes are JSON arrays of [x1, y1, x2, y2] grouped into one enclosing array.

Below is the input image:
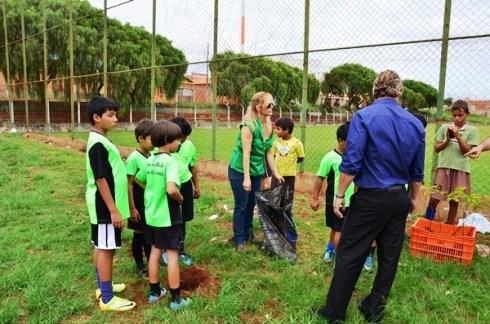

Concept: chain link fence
[[0, 0, 489, 195]]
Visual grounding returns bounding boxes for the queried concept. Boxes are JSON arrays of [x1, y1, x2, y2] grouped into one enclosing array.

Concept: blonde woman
[[228, 91, 284, 252]]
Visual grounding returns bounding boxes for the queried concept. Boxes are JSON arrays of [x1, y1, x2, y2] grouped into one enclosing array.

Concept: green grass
[[56, 123, 490, 194], [1, 134, 489, 323]]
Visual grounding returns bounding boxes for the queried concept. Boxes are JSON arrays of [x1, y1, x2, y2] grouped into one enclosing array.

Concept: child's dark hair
[[336, 122, 350, 141], [411, 112, 427, 128], [170, 116, 192, 136], [275, 117, 294, 134], [451, 100, 469, 114], [150, 120, 182, 147], [134, 119, 154, 142], [87, 95, 118, 125]]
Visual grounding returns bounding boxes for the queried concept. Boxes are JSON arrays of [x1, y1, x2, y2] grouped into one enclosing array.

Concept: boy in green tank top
[[136, 121, 192, 311], [85, 96, 135, 312], [126, 119, 154, 279]]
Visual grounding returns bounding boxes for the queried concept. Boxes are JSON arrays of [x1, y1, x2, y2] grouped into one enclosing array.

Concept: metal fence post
[[299, 0, 310, 173], [211, 0, 218, 161], [2, 0, 13, 126], [431, 0, 452, 184], [20, 0, 29, 129], [68, 0, 75, 133], [42, 0, 50, 130], [150, 0, 156, 121]]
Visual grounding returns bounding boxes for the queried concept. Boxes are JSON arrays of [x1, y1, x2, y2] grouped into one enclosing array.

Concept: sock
[[425, 206, 435, 220], [170, 287, 181, 302], [100, 280, 114, 304], [327, 242, 334, 252], [132, 233, 145, 269], [95, 268, 100, 289], [150, 283, 161, 296]]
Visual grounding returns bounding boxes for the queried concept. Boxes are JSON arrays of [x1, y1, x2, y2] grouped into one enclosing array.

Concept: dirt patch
[[264, 298, 283, 318], [129, 281, 148, 306], [239, 312, 263, 324], [180, 266, 221, 299], [62, 314, 92, 323]]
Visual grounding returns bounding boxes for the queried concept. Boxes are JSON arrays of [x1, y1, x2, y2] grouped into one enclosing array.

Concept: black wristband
[[335, 194, 345, 199]]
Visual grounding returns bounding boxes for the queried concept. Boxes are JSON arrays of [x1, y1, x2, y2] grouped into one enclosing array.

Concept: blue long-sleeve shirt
[[340, 98, 426, 189]]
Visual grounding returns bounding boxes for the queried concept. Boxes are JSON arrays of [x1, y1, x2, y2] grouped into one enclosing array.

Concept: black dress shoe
[[310, 307, 344, 324], [357, 301, 384, 323]]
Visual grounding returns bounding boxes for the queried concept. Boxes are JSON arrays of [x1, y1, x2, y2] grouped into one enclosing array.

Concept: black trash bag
[[255, 184, 297, 263]]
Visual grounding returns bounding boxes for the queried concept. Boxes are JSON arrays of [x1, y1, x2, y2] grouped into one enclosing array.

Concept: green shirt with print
[[86, 131, 129, 224], [317, 149, 355, 207], [171, 140, 197, 183], [436, 123, 479, 173], [136, 152, 180, 227], [229, 119, 274, 177]]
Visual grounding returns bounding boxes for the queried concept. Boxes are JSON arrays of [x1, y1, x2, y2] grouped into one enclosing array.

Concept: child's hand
[[447, 125, 460, 138], [273, 172, 285, 184], [193, 186, 201, 199], [464, 145, 482, 160], [111, 210, 124, 229], [310, 198, 320, 211], [131, 207, 141, 222]]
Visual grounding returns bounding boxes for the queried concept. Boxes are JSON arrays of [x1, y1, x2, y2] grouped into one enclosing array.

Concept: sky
[[88, 0, 490, 99]]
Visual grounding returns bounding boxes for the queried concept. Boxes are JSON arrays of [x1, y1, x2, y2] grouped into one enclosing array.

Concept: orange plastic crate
[[409, 218, 476, 265]]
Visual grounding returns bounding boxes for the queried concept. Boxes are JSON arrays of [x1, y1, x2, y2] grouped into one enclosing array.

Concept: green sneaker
[[99, 296, 136, 312], [95, 283, 126, 300]]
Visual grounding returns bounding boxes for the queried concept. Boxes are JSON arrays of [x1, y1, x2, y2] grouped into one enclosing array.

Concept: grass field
[[1, 134, 489, 323], [55, 123, 490, 194]]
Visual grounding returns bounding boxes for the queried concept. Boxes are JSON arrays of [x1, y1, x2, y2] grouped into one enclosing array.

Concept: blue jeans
[[228, 166, 262, 246]]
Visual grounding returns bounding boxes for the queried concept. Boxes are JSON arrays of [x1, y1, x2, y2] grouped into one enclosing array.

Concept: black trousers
[[321, 188, 410, 322]]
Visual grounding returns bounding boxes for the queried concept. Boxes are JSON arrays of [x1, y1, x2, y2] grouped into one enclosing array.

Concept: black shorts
[[91, 224, 122, 249], [180, 180, 194, 222], [325, 205, 348, 232], [145, 224, 183, 250]]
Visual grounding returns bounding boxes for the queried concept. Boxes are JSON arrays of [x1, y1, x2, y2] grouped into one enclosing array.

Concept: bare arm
[[333, 172, 355, 218], [96, 178, 123, 228], [127, 175, 140, 221], [190, 166, 201, 199], [266, 150, 284, 182], [241, 127, 253, 191], [310, 176, 324, 211], [465, 137, 490, 159], [167, 181, 183, 204]]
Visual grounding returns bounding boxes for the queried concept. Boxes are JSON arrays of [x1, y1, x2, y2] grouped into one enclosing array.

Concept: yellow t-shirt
[[272, 137, 305, 177]]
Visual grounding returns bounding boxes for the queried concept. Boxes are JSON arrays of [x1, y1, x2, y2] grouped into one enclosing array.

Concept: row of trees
[[321, 63, 438, 112], [0, 0, 187, 111], [215, 51, 320, 111]]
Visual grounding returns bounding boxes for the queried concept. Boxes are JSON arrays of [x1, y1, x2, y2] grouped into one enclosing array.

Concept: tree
[[328, 63, 376, 109], [403, 80, 438, 107], [401, 87, 426, 111], [0, 0, 187, 111]]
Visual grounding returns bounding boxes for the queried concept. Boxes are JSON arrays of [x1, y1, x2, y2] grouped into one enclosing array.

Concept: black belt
[[359, 185, 405, 192]]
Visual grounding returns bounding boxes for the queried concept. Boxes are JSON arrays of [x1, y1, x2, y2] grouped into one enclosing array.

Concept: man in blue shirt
[[314, 70, 425, 323]]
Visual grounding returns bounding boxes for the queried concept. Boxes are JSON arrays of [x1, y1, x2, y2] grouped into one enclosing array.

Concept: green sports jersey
[[136, 152, 180, 227], [317, 149, 355, 207], [126, 150, 149, 176], [229, 118, 274, 176], [86, 131, 129, 224], [171, 140, 197, 183]]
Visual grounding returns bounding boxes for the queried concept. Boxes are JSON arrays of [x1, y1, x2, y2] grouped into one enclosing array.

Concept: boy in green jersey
[[136, 121, 192, 310], [310, 122, 355, 263], [126, 119, 154, 279], [167, 117, 201, 266], [86, 96, 136, 311]]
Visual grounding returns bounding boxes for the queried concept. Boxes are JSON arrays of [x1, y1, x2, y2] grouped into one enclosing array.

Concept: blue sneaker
[[179, 253, 193, 266], [148, 288, 167, 304], [364, 255, 374, 271], [169, 297, 191, 311], [161, 252, 168, 265], [323, 249, 335, 263]]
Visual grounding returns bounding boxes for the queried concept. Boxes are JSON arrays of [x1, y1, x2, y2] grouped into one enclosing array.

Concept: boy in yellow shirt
[[271, 117, 305, 203]]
